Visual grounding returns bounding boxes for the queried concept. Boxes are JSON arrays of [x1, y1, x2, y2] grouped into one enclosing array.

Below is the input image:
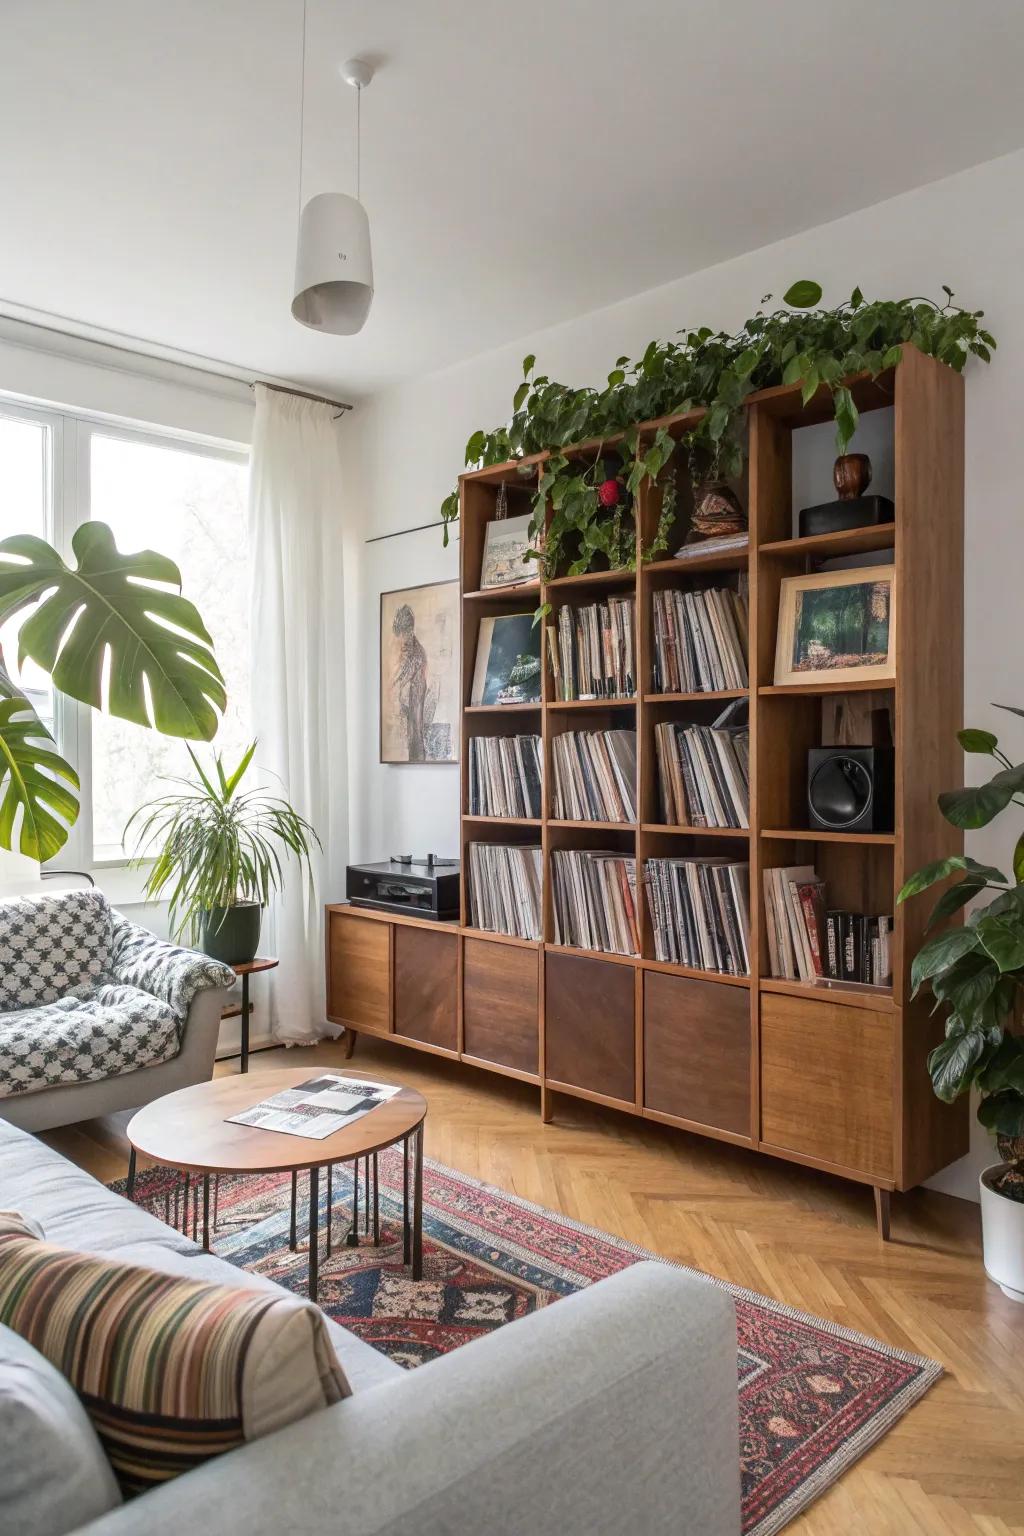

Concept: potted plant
[[125, 741, 320, 964], [898, 704, 1024, 1300], [0, 521, 225, 869]]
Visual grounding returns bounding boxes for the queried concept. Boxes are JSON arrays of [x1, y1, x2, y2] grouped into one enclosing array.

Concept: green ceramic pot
[[201, 902, 262, 965]]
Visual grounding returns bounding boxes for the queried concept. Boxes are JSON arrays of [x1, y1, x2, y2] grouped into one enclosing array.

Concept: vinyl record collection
[[551, 729, 637, 822], [549, 596, 636, 701], [644, 857, 751, 975], [651, 582, 749, 693], [468, 735, 542, 819], [654, 705, 749, 828], [763, 864, 892, 987], [552, 849, 639, 956], [467, 842, 543, 941]]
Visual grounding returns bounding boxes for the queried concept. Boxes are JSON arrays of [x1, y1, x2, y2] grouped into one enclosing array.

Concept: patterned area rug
[[117, 1151, 941, 1536]]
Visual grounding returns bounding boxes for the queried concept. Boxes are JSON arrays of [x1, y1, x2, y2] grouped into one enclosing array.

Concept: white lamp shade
[[291, 192, 373, 334]]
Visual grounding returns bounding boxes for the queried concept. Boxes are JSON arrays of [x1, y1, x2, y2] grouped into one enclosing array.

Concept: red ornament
[[597, 477, 621, 508]]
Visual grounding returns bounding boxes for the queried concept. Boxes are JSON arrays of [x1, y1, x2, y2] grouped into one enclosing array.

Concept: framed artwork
[[380, 580, 460, 763], [470, 613, 542, 706], [774, 565, 896, 687], [480, 512, 536, 589]]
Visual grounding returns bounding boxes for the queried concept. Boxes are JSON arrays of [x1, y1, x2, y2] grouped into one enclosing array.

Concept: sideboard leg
[[541, 1085, 554, 1124], [874, 1186, 891, 1242], [344, 1028, 358, 1060]]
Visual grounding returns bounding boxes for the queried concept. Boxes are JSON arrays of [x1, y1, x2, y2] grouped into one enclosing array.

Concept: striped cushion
[[0, 1213, 349, 1495]]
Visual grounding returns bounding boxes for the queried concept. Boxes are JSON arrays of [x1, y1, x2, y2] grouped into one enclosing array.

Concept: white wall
[[347, 146, 1024, 1202]]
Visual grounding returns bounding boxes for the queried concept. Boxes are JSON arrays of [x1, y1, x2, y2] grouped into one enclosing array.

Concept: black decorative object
[[807, 747, 895, 834], [346, 856, 460, 920]]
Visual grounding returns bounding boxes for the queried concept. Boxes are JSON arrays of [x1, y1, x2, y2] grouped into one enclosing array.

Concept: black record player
[[346, 854, 460, 921]]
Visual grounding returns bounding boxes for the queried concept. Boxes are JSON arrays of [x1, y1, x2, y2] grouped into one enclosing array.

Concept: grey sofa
[[0, 1118, 742, 1535], [0, 889, 234, 1134]]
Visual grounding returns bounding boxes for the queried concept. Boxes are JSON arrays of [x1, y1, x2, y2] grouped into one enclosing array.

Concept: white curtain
[[248, 385, 348, 1042]]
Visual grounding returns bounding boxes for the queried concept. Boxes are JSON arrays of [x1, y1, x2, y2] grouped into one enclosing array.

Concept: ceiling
[[3, 0, 1024, 400]]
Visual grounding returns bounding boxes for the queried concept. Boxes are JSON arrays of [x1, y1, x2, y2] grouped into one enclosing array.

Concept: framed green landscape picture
[[774, 565, 896, 687]]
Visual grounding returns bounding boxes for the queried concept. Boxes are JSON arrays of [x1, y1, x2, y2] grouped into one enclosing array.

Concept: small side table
[[223, 957, 279, 1073]]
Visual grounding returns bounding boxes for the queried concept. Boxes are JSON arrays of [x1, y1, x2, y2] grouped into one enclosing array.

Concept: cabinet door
[[545, 951, 635, 1104], [760, 992, 894, 1180], [644, 971, 750, 1137], [393, 924, 458, 1051], [326, 911, 390, 1034], [463, 937, 539, 1075]]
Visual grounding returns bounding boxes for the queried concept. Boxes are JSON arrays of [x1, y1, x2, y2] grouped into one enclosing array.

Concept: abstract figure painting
[[380, 580, 459, 763]]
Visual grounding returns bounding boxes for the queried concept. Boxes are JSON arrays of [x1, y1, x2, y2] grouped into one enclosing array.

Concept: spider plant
[[125, 740, 320, 962]]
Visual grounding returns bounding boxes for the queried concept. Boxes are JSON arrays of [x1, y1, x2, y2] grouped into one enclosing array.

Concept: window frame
[[0, 392, 248, 889]]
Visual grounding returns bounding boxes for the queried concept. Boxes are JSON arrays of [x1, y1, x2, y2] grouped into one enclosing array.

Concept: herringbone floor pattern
[[45, 1035, 1024, 1535]]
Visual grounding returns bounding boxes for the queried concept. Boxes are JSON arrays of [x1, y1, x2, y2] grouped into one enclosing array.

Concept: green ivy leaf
[[928, 1027, 987, 1101], [850, 286, 864, 309], [974, 914, 1024, 974], [910, 925, 981, 997], [465, 430, 485, 466], [513, 382, 529, 412], [939, 763, 1024, 829], [1014, 832, 1024, 887], [898, 853, 1006, 903], [522, 354, 535, 377], [783, 280, 823, 308], [958, 727, 999, 754], [977, 1088, 1024, 1138], [800, 367, 820, 406], [607, 369, 625, 388]]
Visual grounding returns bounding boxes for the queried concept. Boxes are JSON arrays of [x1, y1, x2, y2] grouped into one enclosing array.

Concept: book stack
[[549, 596, 636, 701], [644, 858, 750, 975], [551, 730, 637, 822], [468, 735, 542, 818], [762, 865, 892, 987], [654, 711, 749, 827], [651, 583, 749, 693], [552, 849, 640, 956], [467, 843, 543, 940]]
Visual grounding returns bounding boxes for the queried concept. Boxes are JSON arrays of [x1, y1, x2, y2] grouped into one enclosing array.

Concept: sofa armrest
[[110, 912, 235, 1020], [77, 1260, 741, 1536]]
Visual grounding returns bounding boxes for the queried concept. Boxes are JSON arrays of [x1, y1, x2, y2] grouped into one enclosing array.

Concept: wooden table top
[[127, 1068, 426, 1176], [232, 957, 279, 976]]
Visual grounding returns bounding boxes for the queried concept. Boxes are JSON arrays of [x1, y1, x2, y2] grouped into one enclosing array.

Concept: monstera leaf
[[0, 522, 225, 740], [0, 652, 80, 860]]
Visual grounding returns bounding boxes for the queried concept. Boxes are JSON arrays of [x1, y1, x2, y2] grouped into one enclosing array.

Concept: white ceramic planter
[[980, 1164, 1024, 1302]]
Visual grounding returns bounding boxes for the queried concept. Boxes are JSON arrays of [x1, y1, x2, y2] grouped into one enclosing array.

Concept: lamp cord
[[297, 0, 307, 217]]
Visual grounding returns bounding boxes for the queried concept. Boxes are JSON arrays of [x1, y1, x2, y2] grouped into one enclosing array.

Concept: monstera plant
[[0, 521, 224, 861]]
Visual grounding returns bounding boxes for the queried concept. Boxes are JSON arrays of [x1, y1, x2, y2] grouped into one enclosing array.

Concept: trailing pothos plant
[[441, 281, 994, 591], [0, 521, 225, 862], [898, 706, 1024, 1202]]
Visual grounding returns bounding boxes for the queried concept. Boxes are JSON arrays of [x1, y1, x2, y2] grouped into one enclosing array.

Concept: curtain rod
[[252, 380, 353, 417]]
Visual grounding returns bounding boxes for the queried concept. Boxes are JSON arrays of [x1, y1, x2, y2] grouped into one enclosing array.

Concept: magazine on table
[[227, 1075, 401, 1140]]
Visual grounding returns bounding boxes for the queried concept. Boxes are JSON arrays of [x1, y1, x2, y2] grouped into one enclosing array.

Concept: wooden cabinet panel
[[545, 951, 635, 1103], [327, 912, 390, 1034], [760, 993, 894, 1180], [644, 972, 750, 1136], [463, 937, 539, 1075], [393, 925, 458, 1051]]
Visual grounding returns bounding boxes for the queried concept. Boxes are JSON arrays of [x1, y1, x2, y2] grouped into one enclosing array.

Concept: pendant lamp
[[291, 38, 374, 335]]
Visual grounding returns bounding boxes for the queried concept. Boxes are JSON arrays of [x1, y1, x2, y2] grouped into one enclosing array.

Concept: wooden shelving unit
[[325, 343, 968, 1237]]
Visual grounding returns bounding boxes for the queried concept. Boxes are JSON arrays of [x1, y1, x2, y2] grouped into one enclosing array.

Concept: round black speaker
[[808, 755, 874, 829]]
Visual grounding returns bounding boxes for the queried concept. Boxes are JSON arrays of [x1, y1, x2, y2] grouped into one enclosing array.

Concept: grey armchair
[[0, 889, 235, 1134]]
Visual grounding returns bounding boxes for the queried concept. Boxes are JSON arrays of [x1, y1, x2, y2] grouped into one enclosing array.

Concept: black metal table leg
[[372, 1152, 380, 1245], [192, 1181, 199, 1242], [326, 1163, 333, 1258], [308, 1166, 319, 1301], [182, 1172, 191, 1234], [290, 1170, 298, 1251], [213, 1174, 220, 1231], [346, 1157, 360, 1248], [127, 1146, 137, 1200], [402, 1136, 411, 1265], [240, 972, 250, 1073], [202, 1175, 211, 1251], [412, 1124, 424, 1281], [364, 1157, 370, 1235]]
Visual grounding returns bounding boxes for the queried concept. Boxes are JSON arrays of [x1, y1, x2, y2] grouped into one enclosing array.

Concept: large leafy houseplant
[[441, 281, 994, 592], [125, 740, 320, 963], [0, 522, 225, 861], [898, 706, 1024, 1202]]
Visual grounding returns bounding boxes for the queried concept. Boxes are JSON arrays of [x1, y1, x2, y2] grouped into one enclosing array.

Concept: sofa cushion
[[0, 1320, 122, 1536], [0, 983, 180, 1100], [0, 1211, 351, 1496], [0, 889, 113, 1011]]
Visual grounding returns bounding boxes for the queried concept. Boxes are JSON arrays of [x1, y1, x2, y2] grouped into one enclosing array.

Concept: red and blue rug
[[119, 1152, 941, 1535]]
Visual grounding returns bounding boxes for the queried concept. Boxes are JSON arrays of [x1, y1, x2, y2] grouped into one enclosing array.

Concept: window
[[0, 401, 249, 867]]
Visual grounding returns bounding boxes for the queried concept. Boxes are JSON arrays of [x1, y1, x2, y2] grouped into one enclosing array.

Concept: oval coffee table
[[126, 1068, 427, 1300]]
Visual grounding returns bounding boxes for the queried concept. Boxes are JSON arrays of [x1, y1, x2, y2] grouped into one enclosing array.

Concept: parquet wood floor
[[42, 1034, 1024, 1535]]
